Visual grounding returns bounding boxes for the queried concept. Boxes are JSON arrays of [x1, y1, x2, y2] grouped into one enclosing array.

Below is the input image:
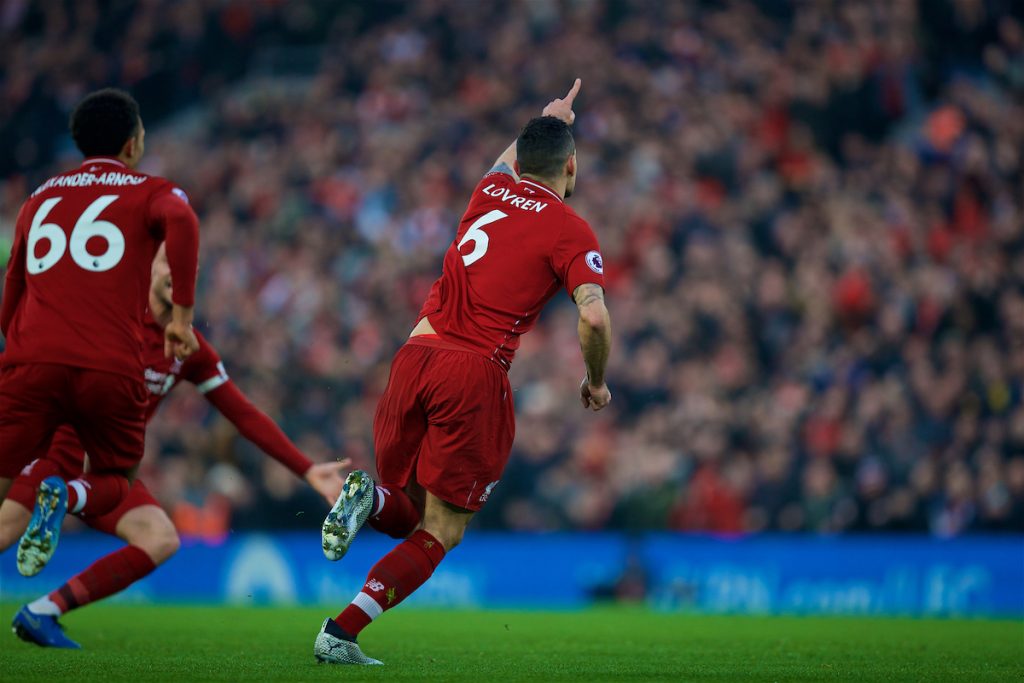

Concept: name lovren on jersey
[[481, 183, 549, 213], [32, 171, 147, 196]]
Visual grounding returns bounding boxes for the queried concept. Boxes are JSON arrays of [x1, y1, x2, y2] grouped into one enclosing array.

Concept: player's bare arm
[[488, 143, 519, 179], [304, 462, 349, 506], [574, 282, 612, 411], [485, 78, 582, 178]]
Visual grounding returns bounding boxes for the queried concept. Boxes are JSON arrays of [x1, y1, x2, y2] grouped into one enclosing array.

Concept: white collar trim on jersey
[[81, 157, 127, 168], [520, 179, 563, 203]]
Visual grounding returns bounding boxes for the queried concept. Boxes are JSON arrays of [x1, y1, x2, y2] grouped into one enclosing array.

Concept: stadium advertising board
[[2, 533, 1020, 617]]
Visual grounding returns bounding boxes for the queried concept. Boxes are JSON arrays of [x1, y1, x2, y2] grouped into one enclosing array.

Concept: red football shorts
[[0, 363, 147, 479], [373, 337, 515, 511], [8, 457, 159, 536]]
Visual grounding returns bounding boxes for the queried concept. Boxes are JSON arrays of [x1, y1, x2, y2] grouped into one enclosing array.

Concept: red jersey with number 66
[[1, 157, 199, 380], [417, 171, 604, 370]]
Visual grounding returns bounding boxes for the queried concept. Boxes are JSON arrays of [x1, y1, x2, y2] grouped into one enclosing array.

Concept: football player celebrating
[[0, 89, 201, 576], [1, 245, 348, 649], [314, 78, 612, 665]]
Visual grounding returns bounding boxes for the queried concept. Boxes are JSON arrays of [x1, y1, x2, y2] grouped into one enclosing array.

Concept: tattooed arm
[[573, 283, 612, 410]]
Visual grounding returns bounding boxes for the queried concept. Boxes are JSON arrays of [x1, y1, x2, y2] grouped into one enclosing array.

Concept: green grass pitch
[[1, 604, 1021, 682]]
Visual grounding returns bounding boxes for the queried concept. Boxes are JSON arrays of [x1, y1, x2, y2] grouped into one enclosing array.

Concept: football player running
[[1, 245, 348, 648], [314, 78, 611, 665], [0, 89, 201, 577]]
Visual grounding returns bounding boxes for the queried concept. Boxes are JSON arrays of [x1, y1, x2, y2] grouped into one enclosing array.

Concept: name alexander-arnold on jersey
[[32, 171, 148, 196], [481, 183, 548, 213]]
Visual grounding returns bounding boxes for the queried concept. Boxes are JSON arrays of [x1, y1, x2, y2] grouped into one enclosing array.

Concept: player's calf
[[420, 492, 474, 551], [118, 505, 181, 564], [38, 545, 157, 619]]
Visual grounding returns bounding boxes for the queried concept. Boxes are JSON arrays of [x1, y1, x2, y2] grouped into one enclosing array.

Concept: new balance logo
[[365, 579, 385, 592]]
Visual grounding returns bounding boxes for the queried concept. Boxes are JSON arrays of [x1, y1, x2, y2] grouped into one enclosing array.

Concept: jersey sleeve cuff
[[196, 373, 229, 394]]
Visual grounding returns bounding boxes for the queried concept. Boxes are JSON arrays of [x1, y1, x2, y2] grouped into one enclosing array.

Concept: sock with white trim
[[367, 485, 420, 539], [335, 530, 446, 637], [48, 545, 157, 614], [26, 596, 62, 617], [65, 473, 129, 517]]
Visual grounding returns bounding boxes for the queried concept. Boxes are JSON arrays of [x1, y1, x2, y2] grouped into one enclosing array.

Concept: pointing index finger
[[565, 78, 582, 104]]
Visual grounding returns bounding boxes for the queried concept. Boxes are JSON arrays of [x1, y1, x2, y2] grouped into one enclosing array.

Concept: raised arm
[[574, 282, 612, 411], [488, 141, 518, 179], [486, 78, 582, 177]]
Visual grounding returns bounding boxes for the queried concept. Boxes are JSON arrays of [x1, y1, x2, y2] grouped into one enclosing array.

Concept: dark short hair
[[70, 89, 141, 157], [516, 116, 575, 179]]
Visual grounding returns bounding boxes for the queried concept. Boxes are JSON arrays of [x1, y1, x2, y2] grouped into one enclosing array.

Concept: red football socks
[[335, 530, 446, 637], [65, 473, 130, 517], [367, 485, 420, 539], [49, 545, 157, 614]]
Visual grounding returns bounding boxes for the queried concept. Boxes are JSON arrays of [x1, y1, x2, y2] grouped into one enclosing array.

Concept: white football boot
[[314, 618, 383, 665], [321, 470, 375, 561]]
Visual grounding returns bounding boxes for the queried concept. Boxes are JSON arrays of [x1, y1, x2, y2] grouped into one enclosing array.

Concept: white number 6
[[27, 195, 125, 274], [69, 195, 124, 271], [27, 198, 67, 273], [459, 209, 507, 267]]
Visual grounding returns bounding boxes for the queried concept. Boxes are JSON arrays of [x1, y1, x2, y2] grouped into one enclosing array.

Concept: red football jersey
[[138, 318, 228, 421], [1, 157, 199, 379], [418, 172, 604, 369]]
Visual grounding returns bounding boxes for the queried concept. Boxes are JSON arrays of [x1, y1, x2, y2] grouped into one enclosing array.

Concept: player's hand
[[542, 78, 581, 125], [305, 459, 352, 506], [580, 377, 611, 411], [164, 320, 199, 360]]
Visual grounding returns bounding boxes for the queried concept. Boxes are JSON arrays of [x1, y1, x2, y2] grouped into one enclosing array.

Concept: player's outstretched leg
[[12, 544, 159, 649], [314, 618, 383, 665], [16, 477, 68, 577], [322, 470, 375, 561], [11, 605, 80, 649], [315, 492, 464, 664]]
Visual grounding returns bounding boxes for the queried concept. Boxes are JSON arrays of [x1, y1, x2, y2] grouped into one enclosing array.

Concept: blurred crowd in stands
[[2, 0, 1023, 537]]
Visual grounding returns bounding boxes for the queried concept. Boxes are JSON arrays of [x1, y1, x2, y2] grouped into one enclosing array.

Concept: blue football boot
[[11, 605, 80, 649], [16, 476, 68, 577]]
